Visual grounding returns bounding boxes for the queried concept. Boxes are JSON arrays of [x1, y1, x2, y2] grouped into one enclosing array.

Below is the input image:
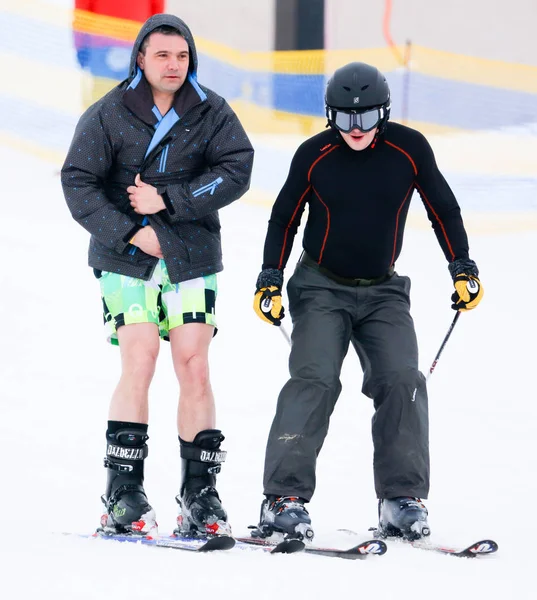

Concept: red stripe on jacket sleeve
[[278, 184, 311, 269], [307, 144, 339, 181], [312, 187, 331, 262], [277, 145, 339, 270], [415, 182, 456, 261], [384, 140, 418, 175]]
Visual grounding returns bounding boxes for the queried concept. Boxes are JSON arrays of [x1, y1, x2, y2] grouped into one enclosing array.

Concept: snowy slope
[[0, 145, 535, 599]]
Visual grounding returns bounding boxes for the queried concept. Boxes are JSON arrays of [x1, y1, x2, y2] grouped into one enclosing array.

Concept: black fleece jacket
[[261, 122, 470, 280]]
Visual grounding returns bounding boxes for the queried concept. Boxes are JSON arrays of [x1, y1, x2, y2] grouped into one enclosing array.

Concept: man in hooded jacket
[[62, 14, 254, 538]]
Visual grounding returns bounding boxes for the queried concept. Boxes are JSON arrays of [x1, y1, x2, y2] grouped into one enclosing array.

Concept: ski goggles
[[328, 106, 386, 133]]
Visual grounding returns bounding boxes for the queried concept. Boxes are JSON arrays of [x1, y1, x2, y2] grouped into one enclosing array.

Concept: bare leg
[[109, 322, 160, 423], [169, 323, 215, 441]]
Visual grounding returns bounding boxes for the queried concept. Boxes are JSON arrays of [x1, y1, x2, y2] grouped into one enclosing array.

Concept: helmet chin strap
[[378, 101, 391, 135], [371, 108, 391, 147], [325, 106, 332, 129]]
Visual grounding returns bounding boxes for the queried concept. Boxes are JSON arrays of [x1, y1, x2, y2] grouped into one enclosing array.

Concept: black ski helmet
[[325, 62, 391, 131]]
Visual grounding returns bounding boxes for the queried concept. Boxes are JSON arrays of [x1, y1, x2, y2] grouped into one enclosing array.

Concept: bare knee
[[176, 352, 210, 392], [120, 336, 160, 386]]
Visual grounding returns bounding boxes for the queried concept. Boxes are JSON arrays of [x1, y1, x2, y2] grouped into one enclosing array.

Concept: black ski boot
[[173, 429, 230, 538], [98, 425, 157, 537], [251, 496, 314, 542], [377, 497, 430, 541]]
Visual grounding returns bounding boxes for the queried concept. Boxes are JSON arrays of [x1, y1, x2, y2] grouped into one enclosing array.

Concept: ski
[[404, 538, 498, 558], [63, 532, 235, 553], [64, 532, 301, 555], [304, 539, 387, 560], [235, 536, 387, 560], [341, 529, 498, 558]]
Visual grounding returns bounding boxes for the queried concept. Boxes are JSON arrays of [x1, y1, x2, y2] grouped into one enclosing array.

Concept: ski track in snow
[[0, 144, 535, 599]]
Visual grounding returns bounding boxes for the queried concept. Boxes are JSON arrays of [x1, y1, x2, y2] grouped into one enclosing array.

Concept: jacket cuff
[[256, 268, 284, 290], [448, 258, 479, 280]]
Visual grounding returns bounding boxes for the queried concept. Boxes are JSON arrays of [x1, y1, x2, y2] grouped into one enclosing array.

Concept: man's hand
[[130, 226, 163, 258], [254, 286, 285, 326], [127, 174, 166, 215], [253, 268, 286, 326], [448, 258, 484, 311], [451, 275, 483, 311]]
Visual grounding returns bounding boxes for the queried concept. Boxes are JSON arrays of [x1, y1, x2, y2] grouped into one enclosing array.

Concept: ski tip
[[350, 539, 388, 556], [465, 539, 498, 555]]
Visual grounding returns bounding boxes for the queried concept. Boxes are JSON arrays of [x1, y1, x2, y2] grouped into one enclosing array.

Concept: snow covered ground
[[0, 142, 535, 599]]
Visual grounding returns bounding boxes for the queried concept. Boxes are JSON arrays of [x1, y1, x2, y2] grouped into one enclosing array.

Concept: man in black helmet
[[251, 62, 483, 542]]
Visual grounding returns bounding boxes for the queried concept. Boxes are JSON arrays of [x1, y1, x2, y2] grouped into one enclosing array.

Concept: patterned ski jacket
[[62, 14, 254, 283]]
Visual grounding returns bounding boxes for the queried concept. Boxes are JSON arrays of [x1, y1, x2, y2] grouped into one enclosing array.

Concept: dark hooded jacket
[[62, 14, 254, 283]]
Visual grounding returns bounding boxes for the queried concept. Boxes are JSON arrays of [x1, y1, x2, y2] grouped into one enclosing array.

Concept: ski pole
[[279, 323, 292, 346], [426, 311, 461, 382]]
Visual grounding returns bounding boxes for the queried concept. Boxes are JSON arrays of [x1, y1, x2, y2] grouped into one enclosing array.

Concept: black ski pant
[[263, 262, 429, 501]]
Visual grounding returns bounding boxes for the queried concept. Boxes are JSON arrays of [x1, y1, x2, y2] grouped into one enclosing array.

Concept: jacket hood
[[128, 14, 198, 78]]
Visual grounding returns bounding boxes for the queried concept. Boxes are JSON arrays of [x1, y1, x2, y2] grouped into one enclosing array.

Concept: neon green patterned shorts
[[99, 260, 217, 345]]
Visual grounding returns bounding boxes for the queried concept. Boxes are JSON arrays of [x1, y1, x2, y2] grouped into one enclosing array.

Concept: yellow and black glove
[[448, 258, 484, 311], [253, 268, 285, 326]]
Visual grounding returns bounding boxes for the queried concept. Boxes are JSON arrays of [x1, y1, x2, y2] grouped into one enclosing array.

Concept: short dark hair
[[140, 26, 184, 55]]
